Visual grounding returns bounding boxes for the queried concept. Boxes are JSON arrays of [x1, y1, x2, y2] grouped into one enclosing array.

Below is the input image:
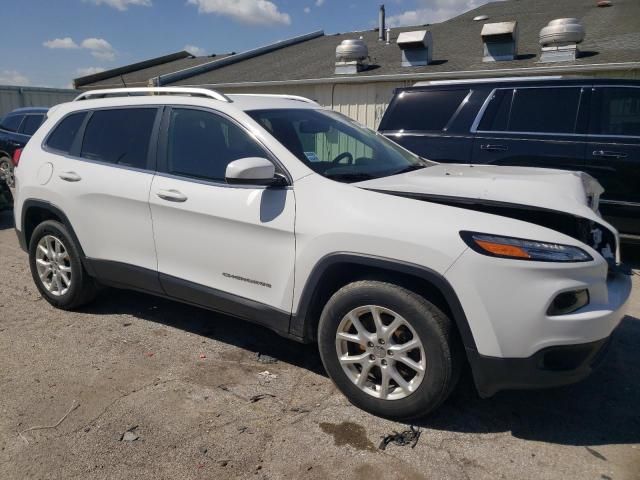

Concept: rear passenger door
[[584, 85, 640, 236], [44, 107, 162, 290], [378, 88, 474, 163], [471, 86, 589, 172]]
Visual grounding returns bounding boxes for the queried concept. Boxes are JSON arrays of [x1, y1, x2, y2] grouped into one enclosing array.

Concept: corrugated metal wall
[[0, 86, 78, 118]]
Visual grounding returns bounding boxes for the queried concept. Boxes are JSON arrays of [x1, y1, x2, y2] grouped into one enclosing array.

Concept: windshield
[[247, 108, 434, 183]]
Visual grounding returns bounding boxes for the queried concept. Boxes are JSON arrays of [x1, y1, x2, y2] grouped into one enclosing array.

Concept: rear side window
[[477, 89, 512, 131], [380, 89, 469, 131], [81, 108, 157, 169], [20, 114, 45, 136], [46, 112, 86, 153], [594, 87, 640, 137], [166, 108, 268, 182], [508, 88, 582, 134], [1, 115, 24, 132]]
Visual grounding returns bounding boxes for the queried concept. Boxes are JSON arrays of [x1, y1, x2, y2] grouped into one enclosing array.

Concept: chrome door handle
[[156, 189, 188, 202], [592, 150, 628, 159], [480, 144, 509, 152], [58, 171, 82, 182]]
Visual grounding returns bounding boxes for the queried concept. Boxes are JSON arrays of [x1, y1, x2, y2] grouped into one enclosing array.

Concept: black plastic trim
[[291, 252, 477, 352], [469, 337, 612, 398], [86, 258, 163, 295]]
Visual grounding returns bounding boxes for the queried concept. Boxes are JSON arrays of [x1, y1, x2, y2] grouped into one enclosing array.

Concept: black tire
[[318, 280, 462, 420], [28, 220, 96, 309]]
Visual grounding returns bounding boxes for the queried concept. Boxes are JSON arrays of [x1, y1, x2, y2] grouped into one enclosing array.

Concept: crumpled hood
[[356, 164, 604, 218]]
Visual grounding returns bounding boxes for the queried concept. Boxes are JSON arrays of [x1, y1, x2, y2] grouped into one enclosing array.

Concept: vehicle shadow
[[0, 210, 14, 230], [83, 283, 640, 447]]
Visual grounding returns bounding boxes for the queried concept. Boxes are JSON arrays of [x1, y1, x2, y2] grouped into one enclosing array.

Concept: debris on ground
[[199, 354, 207, 359], [18, 400, 80, 444], [120, 426, 140, 442], [378, 426, 421, 450], [249, 393, 275, 403], [144, 352, 154, 357], [255, 352, 278, 364], [257, 371, 277, 382]]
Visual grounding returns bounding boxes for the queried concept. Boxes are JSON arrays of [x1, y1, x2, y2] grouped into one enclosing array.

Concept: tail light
[[12, 148, 23, 167]]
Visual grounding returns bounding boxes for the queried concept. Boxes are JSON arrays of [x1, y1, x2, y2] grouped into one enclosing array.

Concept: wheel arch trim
[[290, 252, 478, 354]]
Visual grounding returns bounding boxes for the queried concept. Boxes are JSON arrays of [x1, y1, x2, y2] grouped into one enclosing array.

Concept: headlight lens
[[460, 231, 593, 262]]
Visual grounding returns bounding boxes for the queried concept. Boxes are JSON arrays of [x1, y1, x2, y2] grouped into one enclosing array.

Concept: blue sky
[[0, 0, 483, 88]]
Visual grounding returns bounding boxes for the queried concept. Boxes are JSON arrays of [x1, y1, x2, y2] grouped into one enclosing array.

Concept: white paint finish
[[149, 175, 296, 311], [445, 248, 631, 357]]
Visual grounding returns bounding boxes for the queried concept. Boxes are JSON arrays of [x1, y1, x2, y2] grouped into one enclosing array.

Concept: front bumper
[[469, 336, 613, 398]]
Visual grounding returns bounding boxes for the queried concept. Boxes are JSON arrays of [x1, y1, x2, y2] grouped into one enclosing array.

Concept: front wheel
[[318, 280, 462, 420]]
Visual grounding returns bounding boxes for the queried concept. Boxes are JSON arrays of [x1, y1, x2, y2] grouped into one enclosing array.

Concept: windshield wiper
[[391, 164, 427, 176], [325, 172, 375, 182]]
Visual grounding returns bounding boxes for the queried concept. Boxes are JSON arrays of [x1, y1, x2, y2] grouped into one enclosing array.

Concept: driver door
[[149, 107, 296, 331]]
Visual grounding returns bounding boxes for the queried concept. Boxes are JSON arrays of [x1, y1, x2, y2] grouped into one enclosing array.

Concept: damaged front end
[[372, 190, 618, 268]]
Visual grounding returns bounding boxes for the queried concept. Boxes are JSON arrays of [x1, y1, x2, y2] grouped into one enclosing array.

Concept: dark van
[[378, 78, 640, 241]]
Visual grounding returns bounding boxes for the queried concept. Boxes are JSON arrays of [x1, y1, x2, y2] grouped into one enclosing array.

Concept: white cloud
[[387, 0, 483, 27], [304, 6, 311, 13], [315, 0, 325, 6], [187, 0, 291, 26], [184, 44, 208, 56], [76, 66, 106, 77], [43, 37, 79, 49], [0, 70, 30, 86], [86, 0, 152, 11], [81, 38, 116, 61]]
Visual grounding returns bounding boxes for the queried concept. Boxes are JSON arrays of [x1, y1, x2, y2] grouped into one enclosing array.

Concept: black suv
[[379, 78, 640, 241], [0, 107, 47, 208]]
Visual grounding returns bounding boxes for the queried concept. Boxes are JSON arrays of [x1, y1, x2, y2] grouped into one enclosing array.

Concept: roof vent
[[481, 21, 518, 62], [539, 18, 585, 63], [335, 39, 369, 74], [397, 30, 433, 67], [473, 15, 489, 21]]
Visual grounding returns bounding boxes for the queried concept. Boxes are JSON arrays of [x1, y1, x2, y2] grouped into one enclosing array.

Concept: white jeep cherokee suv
[[13, 87, 632, 420]]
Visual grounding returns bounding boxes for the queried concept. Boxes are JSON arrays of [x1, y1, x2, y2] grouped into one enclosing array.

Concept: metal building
[[0, 86, 77, 118], [74, 0, 640, 129]]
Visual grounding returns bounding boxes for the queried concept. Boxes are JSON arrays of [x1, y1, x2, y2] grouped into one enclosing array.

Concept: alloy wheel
[[35, 235, 72, 296], [335, 305, 426, 400]]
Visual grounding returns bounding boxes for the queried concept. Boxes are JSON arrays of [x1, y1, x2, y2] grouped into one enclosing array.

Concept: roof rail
[[413, 75, 564, 86], [74, 87, 232, 103], [229, 93, 319, 105]]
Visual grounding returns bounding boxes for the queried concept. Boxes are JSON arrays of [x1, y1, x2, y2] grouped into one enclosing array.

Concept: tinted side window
[[1, 115, 24, 132], [595, 87, 640, 137], [21, 115, 45, 136], [508, 87, 582, 134], [46, 112, 86, 153], [478, 89, 513, 131], [381, 90, 469, 131], [167, 108, 268, 182], [81, 108, 156, 169]]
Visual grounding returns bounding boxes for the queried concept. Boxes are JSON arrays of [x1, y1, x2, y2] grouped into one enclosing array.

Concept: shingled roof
[[74, 0, 640, 90]]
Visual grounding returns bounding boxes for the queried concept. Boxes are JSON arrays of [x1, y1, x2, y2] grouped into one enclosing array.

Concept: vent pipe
[[397, 30, 433, 66], [379, 5, 386, 41], [539, 18, 585, 63], [481, 21, 518, 62]]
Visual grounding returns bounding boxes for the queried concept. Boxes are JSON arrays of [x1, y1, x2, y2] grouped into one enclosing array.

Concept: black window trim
[[588, 84, 640, 140], [156, 105, 292, 189], [41, 106, 163, 174], [470, 85, 591, 137]]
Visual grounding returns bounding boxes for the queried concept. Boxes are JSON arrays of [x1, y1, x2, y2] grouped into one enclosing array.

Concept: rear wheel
[[29, 220, 96, 309], [318, 280, 461, 420], [0, 156, 14, 188]]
